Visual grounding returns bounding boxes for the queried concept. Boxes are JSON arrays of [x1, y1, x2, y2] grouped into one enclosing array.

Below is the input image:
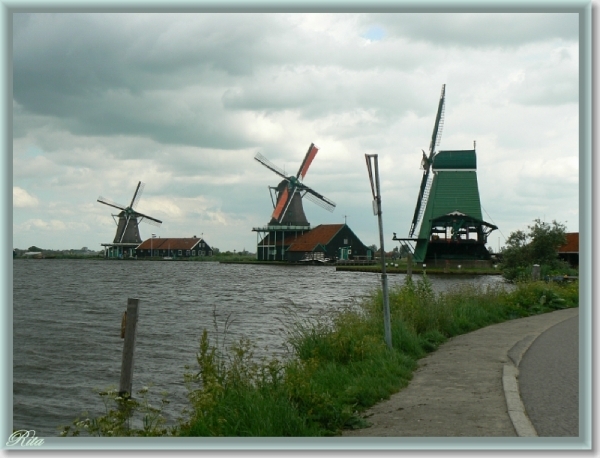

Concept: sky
[[12, 11, 581, 253]]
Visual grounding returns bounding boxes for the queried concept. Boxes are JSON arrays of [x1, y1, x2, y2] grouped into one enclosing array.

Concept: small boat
[[163, 257, 174, 260]]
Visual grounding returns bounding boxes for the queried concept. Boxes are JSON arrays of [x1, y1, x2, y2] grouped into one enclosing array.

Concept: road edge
[[502, 309, 578, 437]]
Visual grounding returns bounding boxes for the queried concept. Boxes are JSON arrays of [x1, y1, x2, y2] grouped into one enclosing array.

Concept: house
[[135, 236, 213, 259], [558, 232, 578, 267], [286, 224, 372, 263]]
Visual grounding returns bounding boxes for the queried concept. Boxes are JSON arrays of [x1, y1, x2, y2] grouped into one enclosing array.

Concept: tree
[[500, 219, 568, 281]]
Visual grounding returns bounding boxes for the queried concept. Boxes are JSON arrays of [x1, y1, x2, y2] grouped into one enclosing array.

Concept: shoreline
[[13, 257, 502, 275]]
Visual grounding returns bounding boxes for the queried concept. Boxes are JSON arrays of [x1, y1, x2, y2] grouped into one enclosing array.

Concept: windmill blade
[[119, 214, 133, 243], [296, 143, 319, 179], [408, 85, 445, 238], [427, 84, 446, 158], [301, 185, 336, 213], [97, 196, 127, 212], [138, 216, 162, 228], [271, 186, 291, 222], [268, 186, 278, 209], [408, 170, 431, 238], [278, 188, 298, 223], [130, 181, 145, 209], [254, 152, 288, 180], [134, 211, 162, 227]]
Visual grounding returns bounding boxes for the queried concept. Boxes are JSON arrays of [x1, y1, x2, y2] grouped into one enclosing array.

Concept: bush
[[500, 219, 573, 281]]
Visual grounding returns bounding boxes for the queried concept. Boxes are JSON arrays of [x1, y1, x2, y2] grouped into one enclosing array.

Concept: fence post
[[119, 298, 139, 398]]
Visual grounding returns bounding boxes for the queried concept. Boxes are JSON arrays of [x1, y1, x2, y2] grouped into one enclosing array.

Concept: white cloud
[[16, 218, 89, 232], [13, 187, 39, 208]]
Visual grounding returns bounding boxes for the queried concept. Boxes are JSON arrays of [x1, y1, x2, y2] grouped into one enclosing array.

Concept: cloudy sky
[[12, 11, 580, 253]]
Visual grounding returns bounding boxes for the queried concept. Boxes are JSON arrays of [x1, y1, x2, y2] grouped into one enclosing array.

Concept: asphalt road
[[518, 314, 579, 436]]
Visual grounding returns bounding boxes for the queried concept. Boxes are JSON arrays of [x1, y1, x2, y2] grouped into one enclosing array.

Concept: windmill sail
[[408, 85, 446, 238], [301, 185, 336, 212], [271, 186, 291, 221], [297, 143, 319, 179], [254, 153, 287, 179], [130, 181, 145, 209]]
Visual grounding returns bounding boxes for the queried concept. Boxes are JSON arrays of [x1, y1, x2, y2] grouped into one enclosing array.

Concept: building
[[253, 224, 311, 261], [135, 236, 213, 259], [409, 150, 497, 263], [558, 232, 579, 267], [286, 224, 372, 263]]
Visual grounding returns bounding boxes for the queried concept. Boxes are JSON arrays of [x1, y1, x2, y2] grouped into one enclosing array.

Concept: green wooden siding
[[433, 150, 477, 170], [414, 170, 483, 261]]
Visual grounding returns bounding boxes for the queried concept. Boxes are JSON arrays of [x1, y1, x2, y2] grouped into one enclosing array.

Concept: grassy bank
[[62, 276, 578, 437]]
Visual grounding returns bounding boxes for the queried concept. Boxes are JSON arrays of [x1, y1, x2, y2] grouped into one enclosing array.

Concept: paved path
[[342, 308, 579, 437], [519, 315, 579, 436]]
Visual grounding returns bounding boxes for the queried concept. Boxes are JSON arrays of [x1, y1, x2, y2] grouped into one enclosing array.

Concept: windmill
[[97, 181, 162, 246], [395, 85, 497, 263], [254, 143, 336, 226]]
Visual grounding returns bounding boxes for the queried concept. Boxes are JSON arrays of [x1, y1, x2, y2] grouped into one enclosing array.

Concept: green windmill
[[395, 85, 498, 263]]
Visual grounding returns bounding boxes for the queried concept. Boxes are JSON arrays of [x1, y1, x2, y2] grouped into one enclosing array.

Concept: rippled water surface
[[13, 259, 505, 436]]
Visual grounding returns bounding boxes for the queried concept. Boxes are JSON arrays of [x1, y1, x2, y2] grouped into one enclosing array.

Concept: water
[[12, 259, 506, 437]]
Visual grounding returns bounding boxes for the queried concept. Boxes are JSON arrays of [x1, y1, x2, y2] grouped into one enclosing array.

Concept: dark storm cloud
[[13, 13, 290, 149], [17, 12, 578, 153]]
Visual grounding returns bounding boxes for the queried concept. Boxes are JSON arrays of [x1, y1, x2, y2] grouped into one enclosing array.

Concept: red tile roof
[[287, 224, 345, 252], [137, 238, 205, 250], [558, 232, 578, 253]]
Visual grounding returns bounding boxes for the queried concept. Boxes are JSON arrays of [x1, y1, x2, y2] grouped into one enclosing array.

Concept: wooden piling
[[407, 253, 413, 279], [119, 298, 139, 398]]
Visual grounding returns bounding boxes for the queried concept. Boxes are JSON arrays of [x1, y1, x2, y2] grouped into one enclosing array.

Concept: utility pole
[[365, 154, 392, 350]]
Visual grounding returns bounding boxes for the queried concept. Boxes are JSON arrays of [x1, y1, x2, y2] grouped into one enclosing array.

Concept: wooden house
[[135, 236, 213, 259], [286, 224, 372, 263], [557, 232, 579, 267]]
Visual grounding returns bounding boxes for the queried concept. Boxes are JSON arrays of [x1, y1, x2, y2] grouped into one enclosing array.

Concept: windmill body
[[113, 211, 142, 244], [268, 179, 310, 226], [98, 181, 162, 258], [252, 143, 336, 261], [394, 85, 497, 264]]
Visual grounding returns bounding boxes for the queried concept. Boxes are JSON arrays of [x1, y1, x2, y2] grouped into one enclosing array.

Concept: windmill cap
[[433, 150, 477, 170]]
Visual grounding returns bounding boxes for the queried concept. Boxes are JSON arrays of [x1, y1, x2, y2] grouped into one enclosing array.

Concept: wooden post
[[407, 252, 413, 279], [119, 298, 139, 398]]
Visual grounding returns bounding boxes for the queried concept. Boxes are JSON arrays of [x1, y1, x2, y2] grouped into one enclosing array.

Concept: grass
[[61, 275, 579, 437]]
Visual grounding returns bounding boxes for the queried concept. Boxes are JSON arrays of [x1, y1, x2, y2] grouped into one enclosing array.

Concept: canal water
[[12, 259, 505, 437]]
